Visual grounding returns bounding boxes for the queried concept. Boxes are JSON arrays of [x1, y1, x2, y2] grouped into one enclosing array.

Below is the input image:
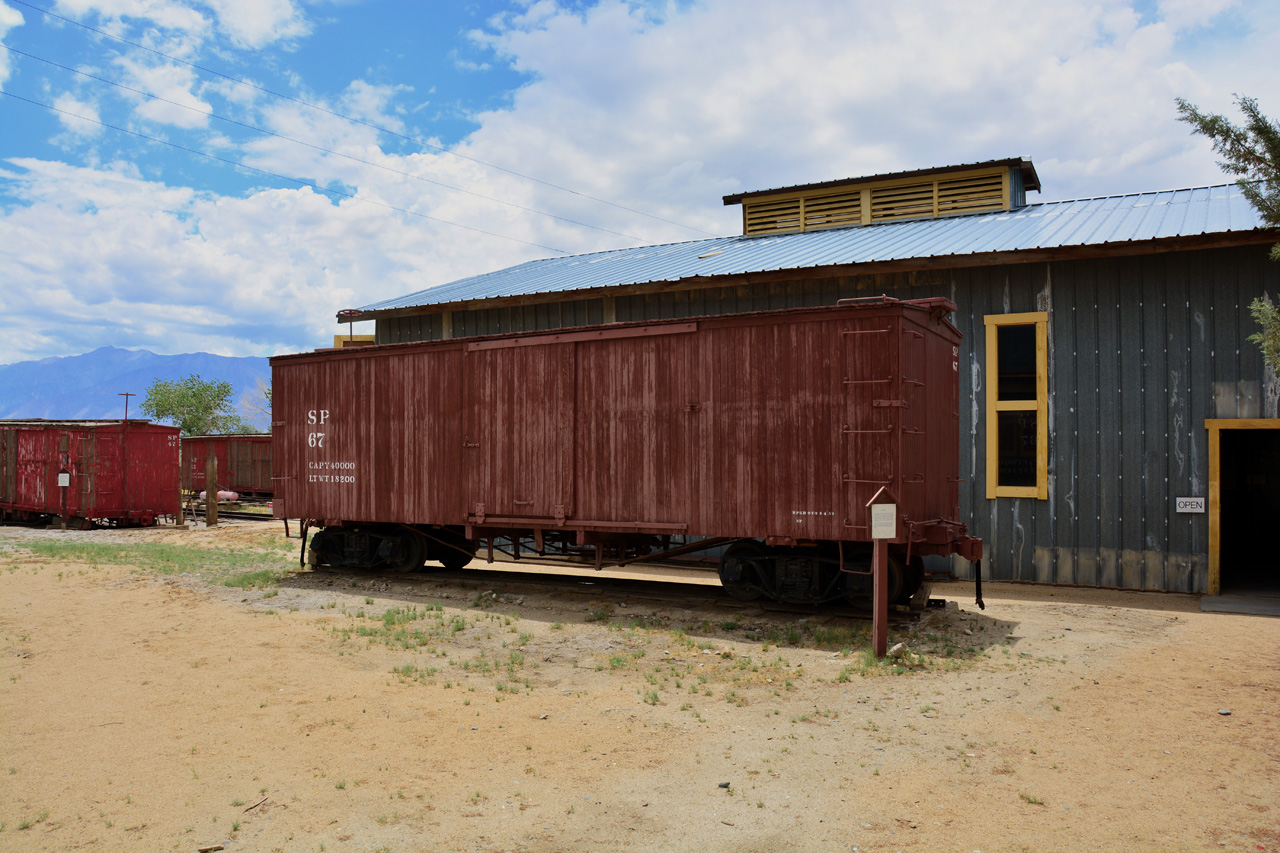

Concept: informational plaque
[[871, 503, 897, 539], [57, 472, 70, 488]]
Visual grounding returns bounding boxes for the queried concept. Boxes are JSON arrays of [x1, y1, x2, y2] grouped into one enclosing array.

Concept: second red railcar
[[271, 297, 980, 604], [0, 419, 180, 527], [181, 434, 274, 499]]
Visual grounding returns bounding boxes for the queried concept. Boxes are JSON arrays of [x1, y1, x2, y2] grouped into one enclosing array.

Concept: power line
[[1, 43, 648, 242], [0, 89, 571, 254], [8, 0, 719, 237]]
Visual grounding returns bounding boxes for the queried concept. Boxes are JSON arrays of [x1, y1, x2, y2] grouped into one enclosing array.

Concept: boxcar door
[[462, 341, 574, 524], [839, 308, 900, 536]]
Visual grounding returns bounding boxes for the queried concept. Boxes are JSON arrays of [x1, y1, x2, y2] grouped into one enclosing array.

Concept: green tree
[[1177, 94, 1280, 371], [1176, 94, 1280, 257], [140, 373, 255, 435], [238, 377, 273, 430], [1249, 294, 1280, 373]]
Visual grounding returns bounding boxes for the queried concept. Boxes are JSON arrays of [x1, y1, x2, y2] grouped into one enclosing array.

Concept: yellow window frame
[[984, 311, 1048, 499]]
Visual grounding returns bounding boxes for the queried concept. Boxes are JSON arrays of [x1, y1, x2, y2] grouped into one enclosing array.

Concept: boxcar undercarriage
[[303, 523, 928, 606]]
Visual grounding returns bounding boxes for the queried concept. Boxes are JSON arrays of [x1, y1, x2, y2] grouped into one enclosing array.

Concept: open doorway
[[1207, 419, 1280, 596]]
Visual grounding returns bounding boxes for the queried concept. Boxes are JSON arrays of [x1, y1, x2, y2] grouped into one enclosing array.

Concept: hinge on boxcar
[[271, 421, 287, 426], [473, 503, 486, 523], [462, 439, 479, 448], [872, 399, 908, 408], [554, 505, 566, 525]]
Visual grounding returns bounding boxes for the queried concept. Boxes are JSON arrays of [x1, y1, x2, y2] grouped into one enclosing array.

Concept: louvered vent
[[869, 181, 935, 222], [731, 161, 1033, 236], [803, 191, 861, 230], [938, 172, 1005, 215], [744, 197, 802, 235]]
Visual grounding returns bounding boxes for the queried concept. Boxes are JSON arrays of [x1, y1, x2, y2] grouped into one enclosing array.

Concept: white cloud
[[51, 92, 102, 135], [52, 0, 210, 39], [113, 56, 212, 127], [52, 0, 311, 49], [0, 157, 522, 361], [0, 1, 22, 90], [202, 0, 310, 49], [462, 0, 1279, 213]]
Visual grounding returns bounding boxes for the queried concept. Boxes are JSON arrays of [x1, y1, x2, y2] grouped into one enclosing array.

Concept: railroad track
[[185, 508, 278, 523]]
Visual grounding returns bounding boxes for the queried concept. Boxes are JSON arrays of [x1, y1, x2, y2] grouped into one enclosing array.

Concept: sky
[[0, 0, 1277, 364]]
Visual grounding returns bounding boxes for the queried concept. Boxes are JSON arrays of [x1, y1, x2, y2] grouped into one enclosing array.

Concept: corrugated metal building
[[348, 159, 1280, 596]]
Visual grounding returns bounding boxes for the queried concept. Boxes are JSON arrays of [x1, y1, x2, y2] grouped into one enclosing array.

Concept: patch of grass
[[15, 539, 292, 587], [1019, 792, 1045, 805], [223, 569, 285, 589]]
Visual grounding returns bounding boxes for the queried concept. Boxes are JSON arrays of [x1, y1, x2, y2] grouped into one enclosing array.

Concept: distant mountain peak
[[0, 348, 271, 425]]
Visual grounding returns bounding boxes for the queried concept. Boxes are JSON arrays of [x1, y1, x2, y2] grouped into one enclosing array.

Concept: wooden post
[[866, 487, 900, 659], [205, 455, 218, 528], [871, 538, 888, 657]]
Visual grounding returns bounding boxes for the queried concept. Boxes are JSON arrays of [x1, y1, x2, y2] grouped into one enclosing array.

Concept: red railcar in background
[[271, 297, 981, 604], [181, 434, 273, 499], [0, 420, 180, 527]]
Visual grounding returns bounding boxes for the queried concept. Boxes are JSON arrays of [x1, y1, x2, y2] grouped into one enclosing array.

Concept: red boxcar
[[181, 434, 274, 499], [271, 297, 980, 604], [0, 419, 180, 527]]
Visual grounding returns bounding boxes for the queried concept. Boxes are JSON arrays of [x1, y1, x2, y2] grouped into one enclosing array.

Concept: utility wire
[[9, 0, 719, 237], [0, 89, 571, 254], [1, 43, 648, 242]]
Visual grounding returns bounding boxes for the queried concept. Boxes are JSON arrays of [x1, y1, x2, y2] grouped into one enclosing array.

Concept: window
[[985, 312, 1048, 499]]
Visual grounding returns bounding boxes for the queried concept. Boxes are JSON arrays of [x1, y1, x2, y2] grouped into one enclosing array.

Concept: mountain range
[[0, 347, 271, 428]]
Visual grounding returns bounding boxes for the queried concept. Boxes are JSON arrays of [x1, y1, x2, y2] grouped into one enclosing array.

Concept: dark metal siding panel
[[1071, 260, 1101, 585], [1162, 251, 1197, 591], [1094, 258, 1122, 587], [1117, 255, 1147, 590], [1140, 255, 1171, 590], [1185, 251, 1215, 590], [1049, 265, 1078, 585]]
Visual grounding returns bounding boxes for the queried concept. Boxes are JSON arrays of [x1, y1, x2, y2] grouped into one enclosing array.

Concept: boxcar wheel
[[439, 546, 476, 571], [896, 555, 925, 604], [386, 531, 426, 573], [719, 541, 767, 601], [848, 551, 905, 606]]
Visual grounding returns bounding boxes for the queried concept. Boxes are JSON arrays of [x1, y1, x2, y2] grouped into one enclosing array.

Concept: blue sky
[[1, 0, 1277, 364]]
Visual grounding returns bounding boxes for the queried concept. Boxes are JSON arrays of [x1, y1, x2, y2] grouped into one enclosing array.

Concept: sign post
[[867, 487, 900, 659], [205, 455, 218, 528], [58, 468, 70, 531]]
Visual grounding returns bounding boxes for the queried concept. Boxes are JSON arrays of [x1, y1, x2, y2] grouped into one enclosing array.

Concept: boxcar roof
[[355, 183, 1270, 319], [0, 418, 159, 428]]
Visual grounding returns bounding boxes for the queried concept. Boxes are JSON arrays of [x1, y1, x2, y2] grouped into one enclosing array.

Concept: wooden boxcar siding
[[280, 302, 965, 545], [374, 244, 1277, 592]]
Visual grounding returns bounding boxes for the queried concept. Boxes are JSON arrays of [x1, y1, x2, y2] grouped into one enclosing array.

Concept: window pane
[[997, 410, 1037, 488], [997, 324, 1036, 401]]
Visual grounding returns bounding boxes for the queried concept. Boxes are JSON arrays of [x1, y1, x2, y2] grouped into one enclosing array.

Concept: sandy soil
[[1, 521, 1277, 853]]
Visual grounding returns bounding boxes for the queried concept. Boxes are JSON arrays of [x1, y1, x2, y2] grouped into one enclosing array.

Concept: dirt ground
[[1, 522, 1277, 853]]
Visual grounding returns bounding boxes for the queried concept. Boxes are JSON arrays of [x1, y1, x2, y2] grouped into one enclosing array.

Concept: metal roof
[[359, 183, 1266, 315]]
